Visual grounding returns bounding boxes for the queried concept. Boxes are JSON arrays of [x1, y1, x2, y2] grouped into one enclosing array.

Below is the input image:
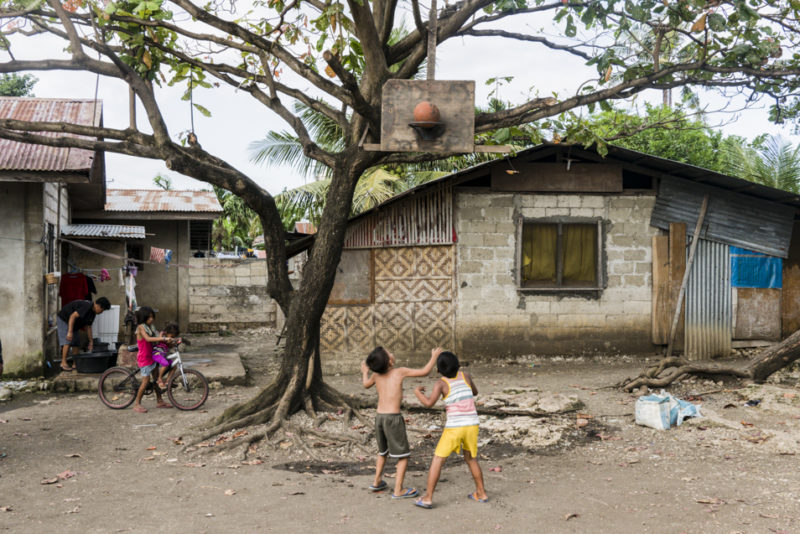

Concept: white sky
[[8, 10, 800, 194]]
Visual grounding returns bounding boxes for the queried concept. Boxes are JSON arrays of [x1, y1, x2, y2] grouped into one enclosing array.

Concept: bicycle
[[98, 341, 209, 411]]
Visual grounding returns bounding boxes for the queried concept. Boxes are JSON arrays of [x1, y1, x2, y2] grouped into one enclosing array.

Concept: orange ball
[[413, 101, 440, 123]]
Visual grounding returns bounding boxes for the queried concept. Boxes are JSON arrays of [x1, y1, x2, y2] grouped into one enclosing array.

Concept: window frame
[[515, 216, 606, 292], [126, 243, 145, 272]]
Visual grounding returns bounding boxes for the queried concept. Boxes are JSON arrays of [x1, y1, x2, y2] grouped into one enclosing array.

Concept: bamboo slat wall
[[344, 183, 453, 249]]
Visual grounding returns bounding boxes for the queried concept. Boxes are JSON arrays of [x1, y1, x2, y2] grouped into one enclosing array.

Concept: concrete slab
[[52, 350, 246, 393]]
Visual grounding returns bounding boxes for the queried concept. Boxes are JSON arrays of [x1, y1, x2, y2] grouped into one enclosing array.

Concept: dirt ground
[[2, 330, 800, 534]]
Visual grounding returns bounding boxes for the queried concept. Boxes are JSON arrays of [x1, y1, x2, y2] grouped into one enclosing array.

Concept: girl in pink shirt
[[132, 307, 172, 413]]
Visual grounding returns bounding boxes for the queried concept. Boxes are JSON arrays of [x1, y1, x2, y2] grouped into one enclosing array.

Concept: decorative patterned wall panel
[[346, 306, 374, 353], [375, 278, 451, 302], [417, 246, 453, 277], [414, 301, 454, 348], [321, 306, 346, 353], [321, 245, 455, 358], [374, 302, 415, 351]]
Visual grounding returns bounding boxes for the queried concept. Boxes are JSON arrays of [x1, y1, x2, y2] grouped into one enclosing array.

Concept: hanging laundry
[[85, 276, 98, 300], [59, 272, 88, 305], [164, 249, 173, 269], [125, 274, 137, 310], [100, 268, 111, 282], [150, 247, 166, 263]]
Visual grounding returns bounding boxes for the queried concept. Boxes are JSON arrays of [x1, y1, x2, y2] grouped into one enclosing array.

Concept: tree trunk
[[196, 156, 375, 447], [620, 329, 800, 391]]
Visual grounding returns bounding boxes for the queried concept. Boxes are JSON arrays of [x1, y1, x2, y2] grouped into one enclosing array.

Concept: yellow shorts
[[434, 425, 479, 458]]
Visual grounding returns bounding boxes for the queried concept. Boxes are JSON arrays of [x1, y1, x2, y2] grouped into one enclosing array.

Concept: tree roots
[[619, 356, 752, 392], [186, 378, 372, 459]]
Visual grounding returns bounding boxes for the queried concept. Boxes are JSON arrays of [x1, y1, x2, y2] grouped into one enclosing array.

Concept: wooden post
[[651, 235, 670, 344], [668, 222, 686, 350], [666, 194, 710, 358], [129, 87, 136, 129]]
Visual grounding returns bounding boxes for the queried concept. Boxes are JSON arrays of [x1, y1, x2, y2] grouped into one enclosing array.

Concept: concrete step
[[52, 351, 246, 393]]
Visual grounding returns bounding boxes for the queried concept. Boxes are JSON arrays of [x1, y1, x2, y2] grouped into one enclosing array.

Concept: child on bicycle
[[133, 306, 173, 413], [151, 322, 180, 389]]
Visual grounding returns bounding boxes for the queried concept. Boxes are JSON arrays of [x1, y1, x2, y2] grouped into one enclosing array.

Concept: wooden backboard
[[380, 80, 475, 153]]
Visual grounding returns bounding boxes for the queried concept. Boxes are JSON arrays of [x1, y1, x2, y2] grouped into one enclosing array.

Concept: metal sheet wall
[[651, 177, 795, 258], [685, 239, 732, 360]]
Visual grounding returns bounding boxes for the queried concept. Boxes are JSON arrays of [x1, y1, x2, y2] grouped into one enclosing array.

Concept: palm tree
[[723, 136, 800, 193]]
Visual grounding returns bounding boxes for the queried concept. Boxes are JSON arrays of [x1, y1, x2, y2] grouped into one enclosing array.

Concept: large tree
[[3, 0, 800, 444]]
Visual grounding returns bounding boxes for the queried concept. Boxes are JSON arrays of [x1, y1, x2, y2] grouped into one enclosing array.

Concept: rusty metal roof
[[62, 224, 145, 239], [105, 189, 222, 213], [294, 221, 316, 234], [0, 97, 101, 172]]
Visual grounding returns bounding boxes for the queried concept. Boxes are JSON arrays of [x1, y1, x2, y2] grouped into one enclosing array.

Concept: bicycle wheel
[[98, 367, 138, 409], [167, 368, 209, 410]]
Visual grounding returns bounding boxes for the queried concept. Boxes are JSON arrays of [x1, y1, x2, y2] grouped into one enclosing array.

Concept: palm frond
[[352, 168, 402, 214], [248, 131, 333, 180], [295, 102, 346, 151]]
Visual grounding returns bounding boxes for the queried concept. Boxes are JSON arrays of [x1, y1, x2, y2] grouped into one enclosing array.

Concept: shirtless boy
[[361, 346, 441, 499]]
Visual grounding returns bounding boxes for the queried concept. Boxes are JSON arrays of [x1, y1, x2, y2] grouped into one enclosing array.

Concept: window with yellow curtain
[[521, 221, 599, 288]]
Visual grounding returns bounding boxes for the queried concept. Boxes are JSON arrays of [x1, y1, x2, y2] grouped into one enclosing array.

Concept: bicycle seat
[[127, 345, 139, 352]]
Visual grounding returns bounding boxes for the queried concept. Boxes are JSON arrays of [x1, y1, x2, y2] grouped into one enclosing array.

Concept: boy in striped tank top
[[413, 351, 487, 509]]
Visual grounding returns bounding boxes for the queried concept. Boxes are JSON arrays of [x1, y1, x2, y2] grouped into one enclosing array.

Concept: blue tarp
[[730, 247, 782, 289]]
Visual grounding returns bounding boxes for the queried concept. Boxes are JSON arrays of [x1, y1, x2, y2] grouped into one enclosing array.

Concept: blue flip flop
[[368, 480, 388, 492], [391, 488, 419, 499], [414, 498, 433, 509], [468, 492, 488, 503]]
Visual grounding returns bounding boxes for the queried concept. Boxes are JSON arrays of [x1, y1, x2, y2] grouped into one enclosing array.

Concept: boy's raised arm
[[464, 372, 478, 396], [360, 361, 375, 389], [414, 381, 445, 408], [403, 347, 443, 378]]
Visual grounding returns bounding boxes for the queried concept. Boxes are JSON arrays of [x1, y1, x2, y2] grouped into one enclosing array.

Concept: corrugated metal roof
[[105, 189, 222, 213], [294, 221, 316, 234], [62, 224, 145, 239], [0, 97, 101, 172], [650, 177, 795, 258]]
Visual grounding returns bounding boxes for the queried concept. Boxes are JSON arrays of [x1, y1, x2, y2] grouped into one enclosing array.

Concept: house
[[72, 189, 223, 335], [319, 143, 800, 363], [0, 97, 228, 376], [0, 97, 105, 375]]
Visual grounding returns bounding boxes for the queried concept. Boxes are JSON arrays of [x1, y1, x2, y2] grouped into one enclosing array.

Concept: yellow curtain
[[522, 224, 557, 283], [562, 224, 597, 284]]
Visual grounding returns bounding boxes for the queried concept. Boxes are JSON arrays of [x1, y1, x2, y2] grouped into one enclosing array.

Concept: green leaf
[[493, 128, 511, 144], [192, 103, 211, 117], [565, 15, 577, 38], [707, 13, 725, 32]]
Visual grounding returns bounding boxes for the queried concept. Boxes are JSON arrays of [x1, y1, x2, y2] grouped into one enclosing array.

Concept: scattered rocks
[[480, 389, 583, 414], [481, 416, 569, 449]]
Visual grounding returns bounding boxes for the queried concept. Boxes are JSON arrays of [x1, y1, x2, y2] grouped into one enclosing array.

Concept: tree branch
[[457, 29, 593, 60], [171, 0, 358, 110]]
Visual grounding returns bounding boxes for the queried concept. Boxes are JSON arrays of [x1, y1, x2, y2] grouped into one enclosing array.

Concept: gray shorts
[[375, 413, 410, 458], [57, 317, 82, 348], [140, 362, 158, 378]]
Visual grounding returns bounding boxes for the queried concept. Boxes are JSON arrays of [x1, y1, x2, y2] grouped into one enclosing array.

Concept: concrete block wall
[[456, 192, 659, 356], [188, 258, 277, 332]]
